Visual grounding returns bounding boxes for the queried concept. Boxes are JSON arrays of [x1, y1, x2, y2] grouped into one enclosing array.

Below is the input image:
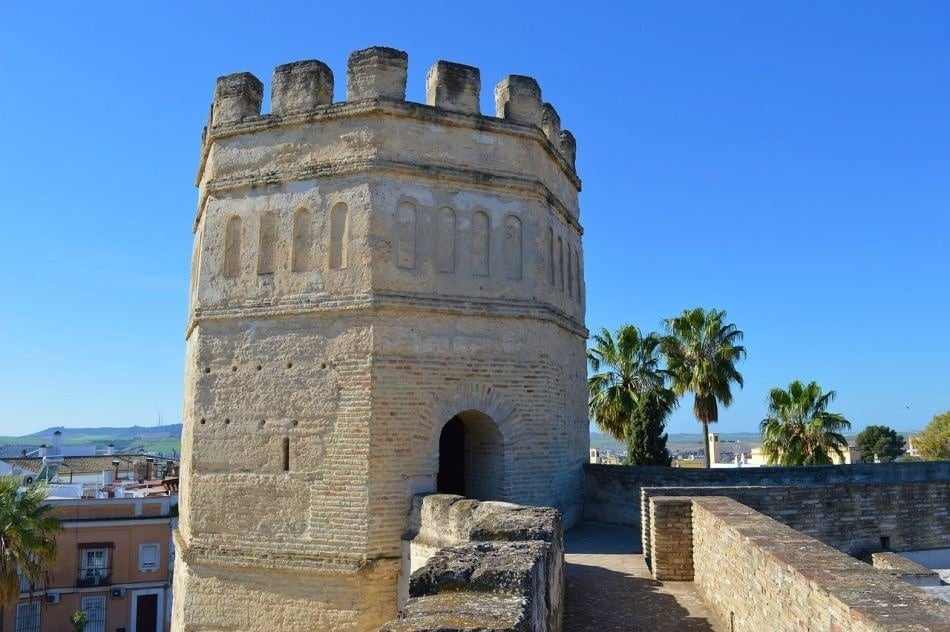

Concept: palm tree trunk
[[703, 420, 710, 469]]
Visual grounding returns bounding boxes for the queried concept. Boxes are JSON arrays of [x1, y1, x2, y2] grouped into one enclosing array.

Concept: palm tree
[[0, 477, 61, 606], [662, 308, 746, 468], [588, 325, 677, 465], [759, 380, 851, 465]]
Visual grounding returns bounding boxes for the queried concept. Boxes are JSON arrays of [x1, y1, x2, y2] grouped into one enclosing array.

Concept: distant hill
[[0, 425, 182, 457], [21, 425, 182, 441]]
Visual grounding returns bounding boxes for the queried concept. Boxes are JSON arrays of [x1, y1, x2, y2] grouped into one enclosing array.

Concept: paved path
[[563, 522, 722, 632]]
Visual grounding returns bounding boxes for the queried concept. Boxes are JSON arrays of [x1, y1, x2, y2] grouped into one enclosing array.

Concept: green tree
[[916, 411, 950, 460], [71, 610, 89, 632], [855, 424, 905, 462], [759, 380, 851, 465], [588, 325, 676, 465], [0, 478, 61, 606], [661, 307, 746, 468]]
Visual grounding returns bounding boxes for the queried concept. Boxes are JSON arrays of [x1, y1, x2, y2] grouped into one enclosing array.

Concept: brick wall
[[584, 460, 950, 530], [688, 497, 950, 631], [639, 480, 950, 567], [648, 497, 693, 581]]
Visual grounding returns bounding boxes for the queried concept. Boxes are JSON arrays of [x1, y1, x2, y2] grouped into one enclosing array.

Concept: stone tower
[[173, 47, 587, 631]]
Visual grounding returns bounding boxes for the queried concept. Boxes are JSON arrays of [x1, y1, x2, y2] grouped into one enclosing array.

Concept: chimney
[[38, 444, 47, 458], [105, 443, 115, 456], [52, 430, 62, 456], [112, 460, 121, 482]]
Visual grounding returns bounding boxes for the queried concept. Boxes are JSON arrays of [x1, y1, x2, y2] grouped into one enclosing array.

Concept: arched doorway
[[436, 410, 504, 501]]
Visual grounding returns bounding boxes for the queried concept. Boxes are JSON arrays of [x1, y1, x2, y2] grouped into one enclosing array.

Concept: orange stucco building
[[3, 488, 176, 632]]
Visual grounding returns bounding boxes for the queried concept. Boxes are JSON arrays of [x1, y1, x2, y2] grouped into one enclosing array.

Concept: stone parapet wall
[[382, 494, 563, 632], [687, 497, 950, 631], [584, 460, 950, 530], [640, 480, 950, 567]]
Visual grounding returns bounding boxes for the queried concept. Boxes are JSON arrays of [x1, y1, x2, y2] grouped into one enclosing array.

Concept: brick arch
[[417, 384, 524, 501]]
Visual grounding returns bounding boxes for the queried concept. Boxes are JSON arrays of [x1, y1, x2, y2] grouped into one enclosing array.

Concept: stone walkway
[[563, 522, 722, 631]]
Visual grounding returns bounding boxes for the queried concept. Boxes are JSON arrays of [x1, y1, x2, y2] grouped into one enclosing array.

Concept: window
[[17, 572, 31, 594], [78, 546, 112, 587], [138, 543, 160, 572], [16, 557, 41, 595], [15, 601, 39, 632], [81, 595, 106, 632]]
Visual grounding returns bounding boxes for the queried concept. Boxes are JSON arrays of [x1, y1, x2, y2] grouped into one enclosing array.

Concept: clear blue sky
[[1, 2, 947, 436]]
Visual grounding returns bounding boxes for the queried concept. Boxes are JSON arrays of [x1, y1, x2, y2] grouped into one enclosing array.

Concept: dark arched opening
[[437, 415, 465, 495], [436, 410, 504, 500]]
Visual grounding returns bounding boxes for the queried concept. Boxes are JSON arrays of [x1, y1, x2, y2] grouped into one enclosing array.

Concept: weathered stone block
[[494, 75, 542, 126], [347, 46, 408, 100], [426, 61, 480, 115], [541, 103, 560, 144], [212, 72, 263, 126], [379, 592, 528, 632], [409, 540, 548, 597], [271, 59, 333, 115]]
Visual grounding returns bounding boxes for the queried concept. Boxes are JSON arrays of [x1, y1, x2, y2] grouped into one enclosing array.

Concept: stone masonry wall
[[178, 46, 587, 631], [584, 460, 950, 529], [381, 494, 564, 632], [688, 496, 950, 631], [640, 480, 950, 568]]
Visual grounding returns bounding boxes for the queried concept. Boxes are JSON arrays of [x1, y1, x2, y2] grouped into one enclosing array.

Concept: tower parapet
[[271, 60, 333, 115], [425, 61, 480, 114], [494, 74, 543, 126], [177, 46, 587, 632], [346, 46, 409, 100], [211, 72, 263, 127]]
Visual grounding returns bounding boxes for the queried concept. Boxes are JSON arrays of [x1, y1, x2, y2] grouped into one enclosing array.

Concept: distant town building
[[1, 454, 179, 632]]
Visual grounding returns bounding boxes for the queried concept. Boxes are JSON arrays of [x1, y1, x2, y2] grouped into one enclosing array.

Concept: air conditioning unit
[[46, 593, 60, 604], [111, 587, 125, 599]]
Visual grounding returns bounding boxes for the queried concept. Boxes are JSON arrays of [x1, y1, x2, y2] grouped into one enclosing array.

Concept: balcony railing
[[77, 568, 112, 588]]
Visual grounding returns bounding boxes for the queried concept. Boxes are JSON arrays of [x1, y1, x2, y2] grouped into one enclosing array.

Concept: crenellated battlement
[[206, 46, 577, 174]]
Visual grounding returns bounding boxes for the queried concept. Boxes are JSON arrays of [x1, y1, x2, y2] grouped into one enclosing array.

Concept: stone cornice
[[185, 290, 587, 340]]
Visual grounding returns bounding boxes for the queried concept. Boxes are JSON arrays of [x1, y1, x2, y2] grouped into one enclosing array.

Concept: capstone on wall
[[175, 46, 587, 632]]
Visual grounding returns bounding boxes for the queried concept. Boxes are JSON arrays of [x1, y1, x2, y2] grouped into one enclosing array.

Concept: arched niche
[[292, 208, 313, 272], [258, 211, 277, 275], [396, 201, 416, 269], [223, 216, 242, 278], [329, 202, 348, 269], [503, 215, 522, 280]]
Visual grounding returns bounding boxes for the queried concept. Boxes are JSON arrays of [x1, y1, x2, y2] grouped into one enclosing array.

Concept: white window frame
[[15, 601, 40, 632], [81, 594, 107, 632], [81, 547, 109, 584], [138, 542, 160, 572]]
